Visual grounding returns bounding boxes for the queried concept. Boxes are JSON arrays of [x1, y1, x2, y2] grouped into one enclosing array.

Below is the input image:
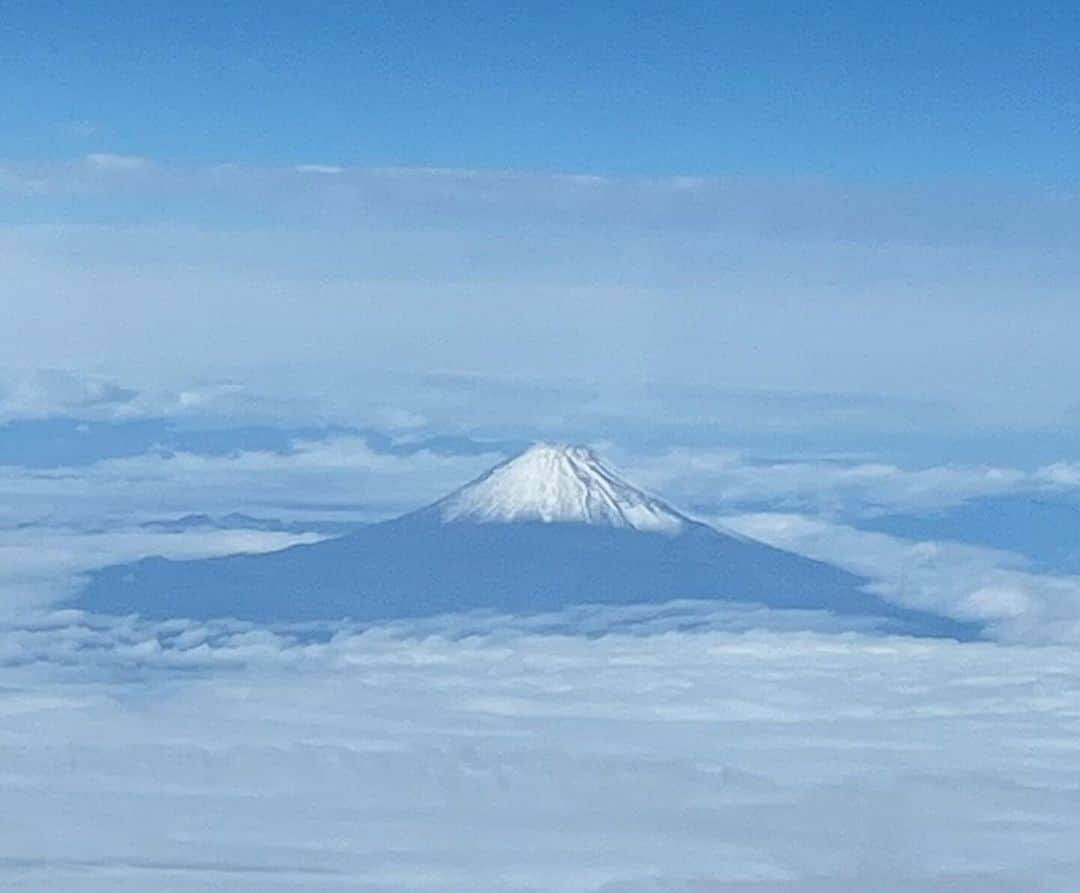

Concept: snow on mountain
[[424, 443, 688, 534]]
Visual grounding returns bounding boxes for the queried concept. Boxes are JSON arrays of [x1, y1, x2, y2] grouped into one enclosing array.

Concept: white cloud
[[0, 525, 325, 613], [613, 446, 1038, 517], [0, 435, 499, 524], [1038, 462, 1080, 486], [294, 163, 344, 174], [0, 368, 139, 421], [82, 152, 150, 171], [3, 367, 1076, 518], [720, 512, 1080, 643], [0, 614, 1078, 890]]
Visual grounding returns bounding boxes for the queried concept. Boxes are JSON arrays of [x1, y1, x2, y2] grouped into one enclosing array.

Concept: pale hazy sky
[[4, 2, 1080, 446], [3, 162, 1080, 443]]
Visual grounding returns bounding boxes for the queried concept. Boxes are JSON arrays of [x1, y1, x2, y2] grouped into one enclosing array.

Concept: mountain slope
[[77, 444, 978, 639]]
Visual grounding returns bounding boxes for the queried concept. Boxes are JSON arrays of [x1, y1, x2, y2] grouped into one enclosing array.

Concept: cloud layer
[[721, 512, 1080, 643], [5, 429, 1080, 643], [1, 612, 1078, 891]]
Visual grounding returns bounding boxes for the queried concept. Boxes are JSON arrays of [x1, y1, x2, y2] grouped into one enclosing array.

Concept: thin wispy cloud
[[294, 164, 344, 174], [82, 152, 151, 172], [3, 161, 1080, 432]]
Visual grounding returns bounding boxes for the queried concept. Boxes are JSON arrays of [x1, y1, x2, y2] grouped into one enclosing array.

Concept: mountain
[[413, 443, 689, 533], [78, 444, 977, 638]]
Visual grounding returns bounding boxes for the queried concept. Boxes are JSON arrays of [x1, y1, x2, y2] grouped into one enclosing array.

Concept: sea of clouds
[[2, 608, 1079, 892], [3, 374, 1080, 890]]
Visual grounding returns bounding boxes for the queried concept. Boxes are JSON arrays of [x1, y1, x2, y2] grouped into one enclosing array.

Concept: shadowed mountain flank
[[78, 444, 978, 639]]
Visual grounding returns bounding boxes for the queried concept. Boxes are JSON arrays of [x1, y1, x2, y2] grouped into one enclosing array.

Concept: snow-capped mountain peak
[[428, 443, 689, 534]]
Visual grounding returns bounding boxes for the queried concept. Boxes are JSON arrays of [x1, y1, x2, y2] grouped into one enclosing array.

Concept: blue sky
[[3, 0, 1080, 460], [4, 1, 1080, 569], [3, 3, 1080, 454], [4, 0, 1080, 179]]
